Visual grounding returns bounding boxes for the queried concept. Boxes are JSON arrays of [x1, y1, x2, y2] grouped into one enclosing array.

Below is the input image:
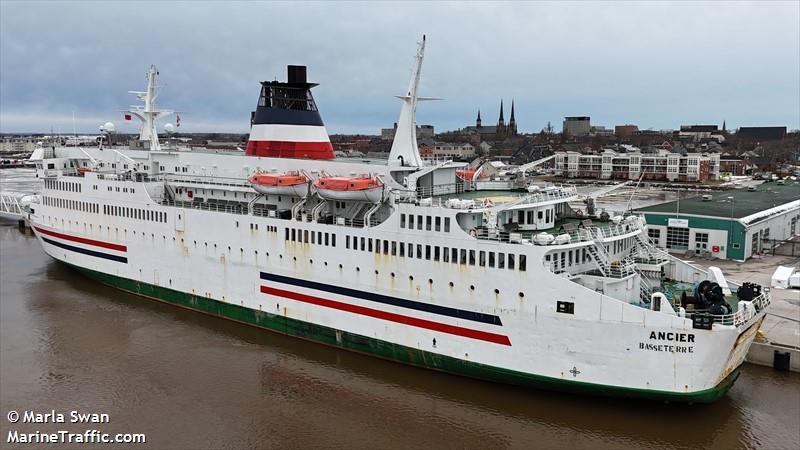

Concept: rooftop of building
[[635, 182, 800, 219]]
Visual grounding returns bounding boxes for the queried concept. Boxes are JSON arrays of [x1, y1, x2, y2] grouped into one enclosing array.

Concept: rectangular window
[[434, 246, 440, 261], [444, 217, 450, 232], [519, 254, 527, 271], [469, 250, 476, 266], [489, 252, 496, 268], [425, 245, 431, 260], [409, 215, 414, 229], [383, 240, 389, 254], [451, 247, 457, 263], [417, 215, 423, 230], [647, 228, 660, 244], [407, 242, 414, 258], [666, 227, 690, 250], [291, 229, 296, 241], [417, 244, 423, 259], [498, 252, 505, 269], [556, 301, 575, 314], [508, 254, 515, 270], [285, 228, 289, 240], [391, 241, 397, 256], [346, 235, 350, 249], [304, 230, 309, 243], [400, 214, 406, 228], [425, 216, 432, 231], [325, 233, 330, 246], [442, 247, 449, 262], [332, 234, 336, 247], [460, 249, 467, 265], [435, 217, 441, 232], [479, 251, 486, 267], [311, 231, 316, 244], [399, 242, 405, 257]]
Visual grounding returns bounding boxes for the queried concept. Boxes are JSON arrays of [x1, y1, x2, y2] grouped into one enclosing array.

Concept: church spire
[[476, 109, 482, 127], [498, 100, 505, 126], [509, 100, 517, 134], [722, 120, 726, 133]]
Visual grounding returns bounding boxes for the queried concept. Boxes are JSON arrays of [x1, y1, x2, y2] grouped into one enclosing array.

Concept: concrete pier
[[695, 255, 800, 372]]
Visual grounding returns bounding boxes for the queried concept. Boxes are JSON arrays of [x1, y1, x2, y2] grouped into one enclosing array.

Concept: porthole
[[494, 289, 500, 294], [519, 292, 525, 298], [309, 259, 313, 264], [428, 278, 434, 284], [356, 267, 360, 271], [449, 282, 454, 287], [338, 264, 343, 269], [409, 275, 414, 281], [324, 262, 328, 266], [375, 269, 379, 275], [391, 272, 396, 278], [470, 285, 475, 291], [293, 256, 297, 261]]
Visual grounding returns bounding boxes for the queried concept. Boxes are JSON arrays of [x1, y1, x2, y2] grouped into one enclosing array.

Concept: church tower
[[476, 109, 482, 128], [508, 100, 517, 135], [497, 100, 506, 136]]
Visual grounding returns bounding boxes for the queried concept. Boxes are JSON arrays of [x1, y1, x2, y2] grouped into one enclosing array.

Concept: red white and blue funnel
[[245, 65, 334, 159]]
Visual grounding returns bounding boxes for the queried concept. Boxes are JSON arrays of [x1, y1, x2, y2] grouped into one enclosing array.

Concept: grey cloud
[[1, 1, 798, 134]]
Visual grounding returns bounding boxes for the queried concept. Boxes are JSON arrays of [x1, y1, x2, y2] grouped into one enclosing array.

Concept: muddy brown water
[[1, 219, 799, 449]]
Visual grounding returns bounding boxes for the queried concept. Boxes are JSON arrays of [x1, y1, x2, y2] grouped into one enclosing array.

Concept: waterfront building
[[736, 126, 787, 141], [635, 183, 800, 261], [563, 116, 590, 136], [554, 147, 721, 181], [615, 124, 639, 138], [381, 123, 434, 141]]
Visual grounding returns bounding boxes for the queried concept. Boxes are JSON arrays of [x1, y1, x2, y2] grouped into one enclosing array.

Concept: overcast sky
[[1, 1, 798, 135]]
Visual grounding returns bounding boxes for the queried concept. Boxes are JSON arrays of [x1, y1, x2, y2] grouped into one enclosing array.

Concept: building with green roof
[[634, 182, 800, 261]]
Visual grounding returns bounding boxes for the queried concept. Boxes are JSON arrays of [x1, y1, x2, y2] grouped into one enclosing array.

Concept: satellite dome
[[164, 123, 175, 134], [103, 122, 115, 133]]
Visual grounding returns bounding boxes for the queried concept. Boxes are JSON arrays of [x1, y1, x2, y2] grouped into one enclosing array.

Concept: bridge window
[[400, 214, 406, 228], [444, 217, 450, 232], [498, 252, 505, 269]]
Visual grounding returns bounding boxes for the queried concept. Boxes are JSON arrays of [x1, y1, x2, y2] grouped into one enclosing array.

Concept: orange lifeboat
[[456, 169, 476, 181], [313, 176, 383, 203], [248, 171, 309, 197]]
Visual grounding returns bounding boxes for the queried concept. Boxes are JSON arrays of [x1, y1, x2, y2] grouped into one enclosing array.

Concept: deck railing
[[683, 291, 771, 327]]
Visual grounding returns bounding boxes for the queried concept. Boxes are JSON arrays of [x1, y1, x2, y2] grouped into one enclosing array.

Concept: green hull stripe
[[65, 263, 738, 403]]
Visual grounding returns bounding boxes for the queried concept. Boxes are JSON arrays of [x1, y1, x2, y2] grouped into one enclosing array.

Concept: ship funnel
[[287, 65, 307, 84], [245, 65, 334, 159]]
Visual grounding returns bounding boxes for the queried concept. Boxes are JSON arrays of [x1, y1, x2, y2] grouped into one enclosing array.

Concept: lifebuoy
[[469, 229, 477, 237]]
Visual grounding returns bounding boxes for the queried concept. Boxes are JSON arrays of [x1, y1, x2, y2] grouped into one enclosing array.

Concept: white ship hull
[[27, 159, 768, 402]]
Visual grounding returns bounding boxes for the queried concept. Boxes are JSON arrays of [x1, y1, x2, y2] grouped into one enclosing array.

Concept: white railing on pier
[[0, 193, 26, 219]]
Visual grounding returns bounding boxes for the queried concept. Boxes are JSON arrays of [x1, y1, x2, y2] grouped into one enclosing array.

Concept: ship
[[25, 37, 770, 403]]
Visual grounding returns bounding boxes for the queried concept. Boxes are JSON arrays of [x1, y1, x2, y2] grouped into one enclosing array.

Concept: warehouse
[[635, 182, 800, 261]]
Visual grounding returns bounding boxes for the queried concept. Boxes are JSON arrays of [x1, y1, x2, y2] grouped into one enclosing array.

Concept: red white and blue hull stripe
[[34, 226, 128, 263], [259, 272, 511, 346]]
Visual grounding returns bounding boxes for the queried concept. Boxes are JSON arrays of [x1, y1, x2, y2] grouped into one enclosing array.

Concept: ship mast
[[388, 35, 428, 167], [125, 65, 174, 151]]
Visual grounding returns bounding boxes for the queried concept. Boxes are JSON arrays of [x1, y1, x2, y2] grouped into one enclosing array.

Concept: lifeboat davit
[[314, 176, 383, 203], [248, 172, 309, 197]]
